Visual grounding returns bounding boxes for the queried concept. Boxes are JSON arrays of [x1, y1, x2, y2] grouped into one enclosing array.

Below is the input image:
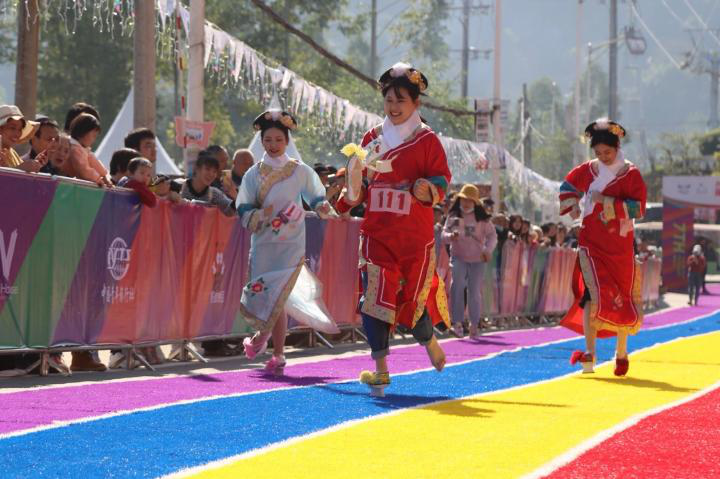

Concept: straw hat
[[456, 184, 481, 204], [0, 105, 39, 144]]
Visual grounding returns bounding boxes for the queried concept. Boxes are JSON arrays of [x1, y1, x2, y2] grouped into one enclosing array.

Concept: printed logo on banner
[[210, 253, 226, 304], [107, 237, 131, 281], [101, 237, 136, 305], [0, 228, 19, 298]]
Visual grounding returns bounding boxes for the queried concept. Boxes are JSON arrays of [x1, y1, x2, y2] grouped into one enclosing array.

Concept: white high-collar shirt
[[381, 109, 422, 150], [581, 149, 625, 218], [261, 152, 290, 169]]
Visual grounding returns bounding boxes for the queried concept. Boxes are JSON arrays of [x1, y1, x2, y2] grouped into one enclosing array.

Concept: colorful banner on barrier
[[0, 171, 360, 349], [0, 171, 662, 349], [662, 199, 694, 292]]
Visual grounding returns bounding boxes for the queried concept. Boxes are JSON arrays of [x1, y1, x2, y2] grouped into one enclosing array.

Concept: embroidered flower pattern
[[270, 217, 284, 235], [246, 278, 267, 297]]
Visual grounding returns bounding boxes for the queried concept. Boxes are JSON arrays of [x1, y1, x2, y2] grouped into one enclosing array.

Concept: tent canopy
[[95, 88, 183, 176]]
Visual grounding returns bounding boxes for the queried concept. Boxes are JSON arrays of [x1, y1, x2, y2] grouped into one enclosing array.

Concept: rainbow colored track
[[2, 290, 720, 478]]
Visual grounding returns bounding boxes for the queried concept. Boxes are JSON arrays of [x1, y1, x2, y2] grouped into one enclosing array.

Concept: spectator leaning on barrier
[[64, 102, 100, 132], [23, 116, 60, 163], [180, 150, 236, 216], [443, 184, 497, 338], [40, 133, 72, 176], [109, 148, 140, 185], [118, 157, 157, 208], [0, 105, 43, 172], [124, 128, 157, 170], [67, 113, 112, 187]]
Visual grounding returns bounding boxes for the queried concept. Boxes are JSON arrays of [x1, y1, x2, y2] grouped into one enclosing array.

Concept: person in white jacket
[[442, 184, 497, 338]]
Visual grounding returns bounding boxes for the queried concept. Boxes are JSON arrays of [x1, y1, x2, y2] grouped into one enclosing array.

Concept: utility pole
[[185, 0, 205, 174], [609, 0, 618, 119], [522, 83, 531, 168], [574, 0, 583, 164], [461, 0, 471, 98], [709, 54, 720, 129], [133, 0, 156, 132], [370, 0, 378, 78], [14, 0, 39, 121], [491, 0, 502, 214]]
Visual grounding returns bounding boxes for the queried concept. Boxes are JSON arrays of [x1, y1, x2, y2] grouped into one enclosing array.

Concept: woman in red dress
[[558, 119, 647, 376], [337, 63, 451, 396]]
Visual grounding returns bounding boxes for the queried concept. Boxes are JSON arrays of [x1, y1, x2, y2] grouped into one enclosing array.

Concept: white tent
[[95, 88, 183, 176]]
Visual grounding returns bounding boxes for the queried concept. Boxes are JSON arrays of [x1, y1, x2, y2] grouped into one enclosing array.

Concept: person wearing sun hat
[[336, 62, 452, 396], [443, 184, 496, 338], [559, 118, 647, 377], [236, 109, 338, 375], [0, 104, 46, 172]]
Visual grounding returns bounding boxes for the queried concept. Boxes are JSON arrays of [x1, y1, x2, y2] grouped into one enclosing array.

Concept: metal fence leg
[[185, 342, 208, 363], [132, 349, 155, 371], [355, 328, 368, 341], [313, 331, 334, 349]]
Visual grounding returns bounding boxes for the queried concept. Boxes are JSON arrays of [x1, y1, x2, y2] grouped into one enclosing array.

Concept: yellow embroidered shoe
[[359, 370, 390, 397]]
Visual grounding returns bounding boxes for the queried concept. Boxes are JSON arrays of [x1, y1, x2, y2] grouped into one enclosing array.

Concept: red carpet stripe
[[545, 383, 720, 479]]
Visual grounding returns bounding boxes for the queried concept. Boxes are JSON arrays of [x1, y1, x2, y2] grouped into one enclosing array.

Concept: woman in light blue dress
[[236, 110, 337, 374]]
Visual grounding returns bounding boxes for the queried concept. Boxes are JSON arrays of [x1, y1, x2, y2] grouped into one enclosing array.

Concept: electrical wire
[[683, 0, 720, 48], [630, 1, 685, 70]]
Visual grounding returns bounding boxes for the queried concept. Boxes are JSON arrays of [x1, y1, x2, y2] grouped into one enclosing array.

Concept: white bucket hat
[[0, 105, 39, 144]]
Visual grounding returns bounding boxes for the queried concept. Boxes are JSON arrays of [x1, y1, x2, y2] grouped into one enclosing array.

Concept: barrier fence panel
[[0, 170, 663, 351]]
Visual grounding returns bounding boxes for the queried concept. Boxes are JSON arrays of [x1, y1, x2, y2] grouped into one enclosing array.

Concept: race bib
[[369, 187, 412, 215]]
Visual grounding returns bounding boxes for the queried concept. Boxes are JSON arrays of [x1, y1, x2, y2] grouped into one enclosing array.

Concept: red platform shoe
[[614, 357, 629, 377], [570, 350, 595, 374]]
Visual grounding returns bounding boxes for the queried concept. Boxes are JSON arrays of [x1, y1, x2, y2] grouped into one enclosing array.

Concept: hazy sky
[[351, 0, 719, 154]]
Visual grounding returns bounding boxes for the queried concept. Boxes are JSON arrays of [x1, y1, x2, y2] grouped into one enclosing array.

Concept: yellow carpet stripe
[[189, 332, 720, 479]]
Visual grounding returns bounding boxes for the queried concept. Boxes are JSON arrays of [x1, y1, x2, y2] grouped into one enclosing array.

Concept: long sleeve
[[127, 180, 157, 207], [210, 187, 236, 217], [68, 144, 102, 183], [481, 221, 498, 254], [559, 163, 590, 216], [442, 215, 458, 243], [601, 169, 647, 221], [301, 164, 328, 211], [235, 168, 263, 230], [421, 134, 451, 206]]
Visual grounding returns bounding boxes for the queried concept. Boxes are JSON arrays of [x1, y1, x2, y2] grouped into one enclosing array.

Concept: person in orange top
[[65, 113, 112, 187], [687, 244, 706, 306]]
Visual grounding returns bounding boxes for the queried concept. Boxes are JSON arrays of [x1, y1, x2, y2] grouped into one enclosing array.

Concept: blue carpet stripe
[[2, 314, 719, 479]]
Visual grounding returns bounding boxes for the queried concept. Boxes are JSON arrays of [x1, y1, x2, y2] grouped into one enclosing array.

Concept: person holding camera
[[443, 184, 497, 338]]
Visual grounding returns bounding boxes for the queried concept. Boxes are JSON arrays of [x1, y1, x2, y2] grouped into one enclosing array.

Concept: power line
[[630, 1, 685, 70], [249, 0, 479, 117], [683, 0, 720, 48]]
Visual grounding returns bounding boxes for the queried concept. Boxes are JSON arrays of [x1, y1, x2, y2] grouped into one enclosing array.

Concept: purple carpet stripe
[[1, 290, 718, 437]]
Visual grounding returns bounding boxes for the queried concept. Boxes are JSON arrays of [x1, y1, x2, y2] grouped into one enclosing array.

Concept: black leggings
[[361, 311, 434, 360]]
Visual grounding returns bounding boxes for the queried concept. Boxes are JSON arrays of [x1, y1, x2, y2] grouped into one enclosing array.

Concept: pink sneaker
[[264, 356, 286, 376], [243, 334, 268, 360]]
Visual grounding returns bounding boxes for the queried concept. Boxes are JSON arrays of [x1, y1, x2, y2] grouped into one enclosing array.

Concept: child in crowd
[[67, 113, 112, 187], [236, 110, 335, 375], [119, 157, 157, 208], [443, 184, 497, 338]]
